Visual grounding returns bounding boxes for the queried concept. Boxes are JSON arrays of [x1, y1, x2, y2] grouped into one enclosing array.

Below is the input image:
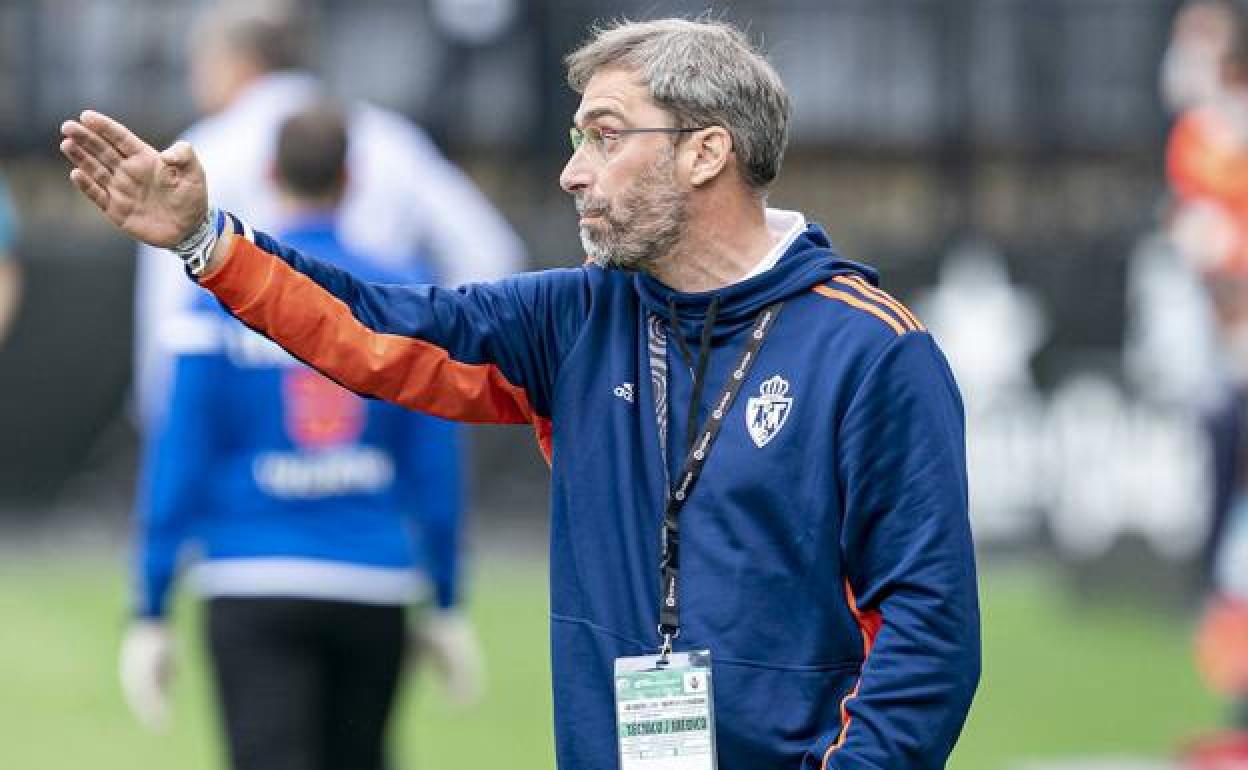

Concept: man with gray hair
[[62, 17, 980, 770]]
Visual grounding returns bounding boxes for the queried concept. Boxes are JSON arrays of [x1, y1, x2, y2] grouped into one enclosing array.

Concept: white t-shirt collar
[[739, 209, 807, 282]]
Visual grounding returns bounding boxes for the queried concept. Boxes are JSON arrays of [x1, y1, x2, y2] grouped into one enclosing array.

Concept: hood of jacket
[[634, 219, 877, 342]]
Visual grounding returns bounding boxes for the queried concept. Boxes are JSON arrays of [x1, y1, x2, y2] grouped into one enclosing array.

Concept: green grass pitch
[[0, 555, 1223, 769]]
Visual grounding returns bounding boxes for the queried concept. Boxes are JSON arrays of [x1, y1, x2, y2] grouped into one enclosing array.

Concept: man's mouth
[[576, 197, 608, 219]]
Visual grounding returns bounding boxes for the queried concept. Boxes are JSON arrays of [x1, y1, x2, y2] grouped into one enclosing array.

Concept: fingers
[[68, 168, 110, 212], [60, 137, 112, 189], [60, 120, 123, 171], [79, 109, 149, 159], [61, 134, 117, 213]]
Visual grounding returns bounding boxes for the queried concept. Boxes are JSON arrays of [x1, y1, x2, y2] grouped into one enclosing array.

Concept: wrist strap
[[171, 206, 225, 277]]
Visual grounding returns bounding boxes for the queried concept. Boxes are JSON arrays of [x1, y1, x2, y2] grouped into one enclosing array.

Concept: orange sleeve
[[200, 235, 537, 427]]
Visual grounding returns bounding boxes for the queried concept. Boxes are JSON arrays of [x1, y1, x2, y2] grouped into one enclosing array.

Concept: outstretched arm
[[60, 111, 585, 453]]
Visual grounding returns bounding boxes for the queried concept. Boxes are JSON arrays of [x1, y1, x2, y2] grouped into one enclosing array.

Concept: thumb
[[159, 140, 196, 168]]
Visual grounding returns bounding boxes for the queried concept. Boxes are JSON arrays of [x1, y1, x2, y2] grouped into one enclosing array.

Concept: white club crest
[[745, 375, 793, 448]]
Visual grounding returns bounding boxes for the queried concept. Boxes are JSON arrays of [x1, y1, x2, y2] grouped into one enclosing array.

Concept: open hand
[[60, 110, 207, 248]]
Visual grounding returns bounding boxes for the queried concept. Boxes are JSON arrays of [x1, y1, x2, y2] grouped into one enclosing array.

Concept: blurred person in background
[[61, 16, 980, 770], [135, 0, 526, 428], [119, 103, 484, 770], [1166, 0, 1248, 746], [0, 172, 22, 345], [124, 3, 517, 761], [1163, 0, 1241, 114]]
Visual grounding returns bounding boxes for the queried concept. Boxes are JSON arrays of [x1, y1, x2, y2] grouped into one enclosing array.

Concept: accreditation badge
[[614, 650, 717, 770]]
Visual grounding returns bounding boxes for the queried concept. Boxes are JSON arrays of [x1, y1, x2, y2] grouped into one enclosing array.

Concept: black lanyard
[[648, 301, 784, 659]]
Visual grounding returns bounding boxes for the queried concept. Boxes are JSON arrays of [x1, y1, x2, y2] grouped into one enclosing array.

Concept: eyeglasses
[[568, 125, 705, 158]]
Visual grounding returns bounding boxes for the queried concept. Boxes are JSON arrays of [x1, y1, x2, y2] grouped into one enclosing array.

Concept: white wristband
[[171, 206, 223, 277]]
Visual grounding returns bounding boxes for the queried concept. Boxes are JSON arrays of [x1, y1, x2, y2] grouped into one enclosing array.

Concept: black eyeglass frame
[[568, 125, 707, 155]]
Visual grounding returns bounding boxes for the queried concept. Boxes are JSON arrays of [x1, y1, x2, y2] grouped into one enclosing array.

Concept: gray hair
[[565, 18, 790, 191]]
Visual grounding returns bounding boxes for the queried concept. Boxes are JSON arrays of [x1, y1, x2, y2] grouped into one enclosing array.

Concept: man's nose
[[559, 149, 593, 194]]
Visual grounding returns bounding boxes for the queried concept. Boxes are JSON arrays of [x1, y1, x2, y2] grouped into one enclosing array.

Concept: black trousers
[[205, 597, 406, 770]]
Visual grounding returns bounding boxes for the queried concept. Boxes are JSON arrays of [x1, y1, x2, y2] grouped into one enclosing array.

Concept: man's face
[[559, 69, 691, 271]]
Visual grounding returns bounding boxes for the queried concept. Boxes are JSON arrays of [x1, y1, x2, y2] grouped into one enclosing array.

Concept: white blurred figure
[[913, 243, 1047, 410], [134, 0, 526, 427], [1123, 232, 1223, 409]]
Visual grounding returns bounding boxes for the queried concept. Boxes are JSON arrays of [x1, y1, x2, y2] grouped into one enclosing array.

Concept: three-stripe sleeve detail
[[813, 276, 922, 335]]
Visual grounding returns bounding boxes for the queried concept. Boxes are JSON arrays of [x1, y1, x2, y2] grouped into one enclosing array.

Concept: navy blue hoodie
[[200, 214, 980, 770]]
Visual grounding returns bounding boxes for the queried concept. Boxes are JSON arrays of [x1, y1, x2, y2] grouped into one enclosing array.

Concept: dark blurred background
[[0, 0, 1185, 546]]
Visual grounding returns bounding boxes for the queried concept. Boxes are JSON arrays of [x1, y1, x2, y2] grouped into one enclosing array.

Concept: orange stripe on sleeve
[[834, 275, 924, 332], [822, 580, 883, 768], [201, 235, 538, 428], [812, 285, 906, 335]]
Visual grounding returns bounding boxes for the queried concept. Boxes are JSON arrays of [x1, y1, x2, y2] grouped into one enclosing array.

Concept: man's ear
[[686, 127, 733, 187]]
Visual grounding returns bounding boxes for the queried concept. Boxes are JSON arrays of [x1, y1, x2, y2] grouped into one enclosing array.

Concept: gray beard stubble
[[579, 148, 689, 272]]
